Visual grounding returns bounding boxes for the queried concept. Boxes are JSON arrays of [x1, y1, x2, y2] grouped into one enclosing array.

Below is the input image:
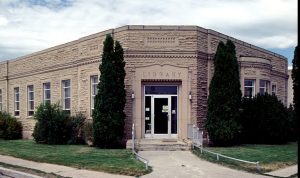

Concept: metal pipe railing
[[131, 123, 149, 170]]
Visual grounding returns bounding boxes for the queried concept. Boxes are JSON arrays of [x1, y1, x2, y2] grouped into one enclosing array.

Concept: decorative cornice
[[8, 56, 100, 80]]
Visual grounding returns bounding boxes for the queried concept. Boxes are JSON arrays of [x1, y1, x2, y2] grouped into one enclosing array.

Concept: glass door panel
[[154, 98, 168, 134]]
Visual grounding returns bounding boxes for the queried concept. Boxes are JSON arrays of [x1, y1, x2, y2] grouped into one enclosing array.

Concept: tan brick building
[[0, 25, 288, 142]]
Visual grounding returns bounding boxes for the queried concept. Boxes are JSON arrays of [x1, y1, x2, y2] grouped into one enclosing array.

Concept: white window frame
[[91, 75, 98, 115], [0, 89, 2, 112], [62, 80, 71, 111], [14, 87, 20, 116], [27, 85, 34, 116], [259, 80, 270, 94], [244, 79, 255, 98], [43, 82, 51, 103]]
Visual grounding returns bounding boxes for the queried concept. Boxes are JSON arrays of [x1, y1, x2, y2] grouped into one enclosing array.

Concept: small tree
[[93, 35, 126, 148], [291, 45, 299, 136], [205, 40, 242, 146]]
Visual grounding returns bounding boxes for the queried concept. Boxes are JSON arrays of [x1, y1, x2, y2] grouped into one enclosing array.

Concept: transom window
[[0, 89, 2, 112], [145, 86, 177, 95], [91, 75, 98, 114], [244, 79, 255, 98], [43, 82, 51, 103], [259, 80, 270, 94], [27, 85, 34, 116], [62, 80, 71, 112], [14, 87, 20, 116]]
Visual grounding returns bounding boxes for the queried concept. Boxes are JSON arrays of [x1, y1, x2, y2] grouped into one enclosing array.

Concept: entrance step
[[126, 139, 191, 151]]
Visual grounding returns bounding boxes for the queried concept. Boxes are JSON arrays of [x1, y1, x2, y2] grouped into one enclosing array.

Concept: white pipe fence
[[131, 123, 149, 170], [193, 144, 260, 172]]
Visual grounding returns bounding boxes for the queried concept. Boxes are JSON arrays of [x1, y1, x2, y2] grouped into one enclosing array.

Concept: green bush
[[0, 111, 22, 140], [83, 121, 93, 146], [68, 112, 86, 144], [33, 102, 88, 145], [240, 94, 290, 144], [33, 102, 70, 144]]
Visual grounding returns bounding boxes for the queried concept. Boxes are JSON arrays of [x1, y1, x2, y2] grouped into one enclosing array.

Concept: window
[[91, 75, 98, 114], [43, 82, 51, 103], [27, 85, 34, 116], [0, 89, 2, 111], [272, 84, 277, 95], [62, 80, 71, 112], [259, 80, 270, 94], [14, 87, 20, 116], [244, 79, 255, 98]]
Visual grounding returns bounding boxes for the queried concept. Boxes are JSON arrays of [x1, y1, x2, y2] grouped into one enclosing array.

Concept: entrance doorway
[[144, 85, 178, 138]]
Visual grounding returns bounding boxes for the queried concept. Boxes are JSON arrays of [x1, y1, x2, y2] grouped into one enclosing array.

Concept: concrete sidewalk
[[139, 151, 269, 178], [0, 155, 132, 178], [266, 165, 298, 177]]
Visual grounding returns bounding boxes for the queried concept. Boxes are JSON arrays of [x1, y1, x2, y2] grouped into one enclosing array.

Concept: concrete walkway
[[139, 151, 269, 178], [0, 155, 131, 178], [0, 153, 297, 178], [266, 165, 298, 177]]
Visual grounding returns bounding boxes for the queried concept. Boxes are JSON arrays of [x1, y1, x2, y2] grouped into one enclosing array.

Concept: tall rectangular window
[[259, 80, 270, 94], [43, 82, 51, 103], [244, 79, 255, 98], [14, 87, 20, 116], [272, 84, 277, 95], [0, 89, 2, 112], [62, 80, 71, 112], [91, 75, 98, 114], [27, 85, 34, 116]]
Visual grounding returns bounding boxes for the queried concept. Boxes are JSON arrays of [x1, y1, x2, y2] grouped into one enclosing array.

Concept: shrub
[[240, 94, 290, 144], [33, 102, 70, 144], [83, 121, 93, 146], [33, 102, 88, 145], [68, 112, 86, 144], [0, 111, 22, 140]]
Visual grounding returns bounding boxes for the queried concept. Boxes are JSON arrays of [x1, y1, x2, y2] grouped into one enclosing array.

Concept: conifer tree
[[291, 45, 299, 136], [205, 40, 242, 146], [93, 35, 126, 148]]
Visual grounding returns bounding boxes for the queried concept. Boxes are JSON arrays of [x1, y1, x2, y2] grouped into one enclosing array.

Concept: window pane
[[44, 82, 50, 89], [64, 88, 70, 98], [45, 90, 51, 99], [260, 80, 266, 87], [16, 102, 19, 110], [29, 101, 34, 110], [145, 86, 177, 94], [171, 96, 177, 134], [64, 98, 70, 109], [244, 80, 253, 87], [63, 80, 70, 87], [145, 96, 151, 134], [29, 92, 34, 100]]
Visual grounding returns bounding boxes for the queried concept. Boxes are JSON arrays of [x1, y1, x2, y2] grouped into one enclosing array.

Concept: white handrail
[[193, 144, 260, 172], [132, 123, 149, 170]]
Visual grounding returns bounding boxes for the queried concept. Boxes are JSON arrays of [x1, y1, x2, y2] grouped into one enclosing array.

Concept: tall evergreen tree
[[291, 45, 299, 136], [205, 40, 242, 146], [93, 35, 126, 148]]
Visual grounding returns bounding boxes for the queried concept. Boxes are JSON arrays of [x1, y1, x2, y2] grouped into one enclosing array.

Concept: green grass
[[0, 140, 150, 176], [193, 142, 298, 173]]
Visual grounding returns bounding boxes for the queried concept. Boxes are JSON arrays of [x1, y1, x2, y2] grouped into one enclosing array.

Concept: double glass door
[[144, 86, 178, 138]]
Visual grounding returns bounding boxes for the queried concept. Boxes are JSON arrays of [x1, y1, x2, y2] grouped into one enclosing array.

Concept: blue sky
[[0, 0, 297, 67]]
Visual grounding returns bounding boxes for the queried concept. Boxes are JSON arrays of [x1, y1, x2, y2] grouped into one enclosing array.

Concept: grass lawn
[[0, 140, 150, 176], [193, 142, 298, 173]]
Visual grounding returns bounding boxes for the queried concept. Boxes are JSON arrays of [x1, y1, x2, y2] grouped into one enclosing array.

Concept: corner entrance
[[144, 85, 178, 138]]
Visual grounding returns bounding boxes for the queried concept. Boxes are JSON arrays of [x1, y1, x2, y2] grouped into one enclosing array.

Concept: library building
[[0, 25, 288, 146]]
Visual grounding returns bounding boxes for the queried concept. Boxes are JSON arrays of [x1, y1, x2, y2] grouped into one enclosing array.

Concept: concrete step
[[126, 139, 192, 151]]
